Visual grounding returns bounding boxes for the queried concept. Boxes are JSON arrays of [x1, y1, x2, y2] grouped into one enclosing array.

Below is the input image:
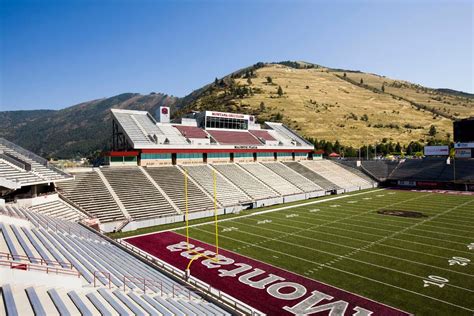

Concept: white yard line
[[319, 224, 474, 256], [121, 188, 385, 239], [256, 213, 470, 245], [236, 216, 452, 259], [197, 226, 474, 292], [192, 226, 473, 313], [222, 219, 472, 277]]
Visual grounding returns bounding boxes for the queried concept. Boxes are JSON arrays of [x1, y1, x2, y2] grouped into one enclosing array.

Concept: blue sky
[[1, 0, 472, 110]]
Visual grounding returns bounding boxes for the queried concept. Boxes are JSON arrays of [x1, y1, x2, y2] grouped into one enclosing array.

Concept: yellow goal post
[[183, 168, 220, 276]]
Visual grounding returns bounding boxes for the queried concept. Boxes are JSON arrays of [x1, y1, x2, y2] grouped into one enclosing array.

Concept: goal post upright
[[184, 167, 220, 277], [213, 168, 219, 258]]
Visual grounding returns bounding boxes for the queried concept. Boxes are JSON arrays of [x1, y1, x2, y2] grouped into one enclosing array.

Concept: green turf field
[[115, 189, 474, 315], [163, 189, 474, 315]]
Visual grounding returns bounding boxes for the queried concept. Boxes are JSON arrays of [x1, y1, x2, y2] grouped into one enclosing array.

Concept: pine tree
[[381, 85, 385, 92], [360, 78, 364, 84], [266, 76, 273, 84], [277, 86, 283, 97], [429, 125, 437, 137]]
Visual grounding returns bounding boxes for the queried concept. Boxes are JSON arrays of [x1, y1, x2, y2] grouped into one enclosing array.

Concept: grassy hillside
[[178, 62, 473, 147], [0, 93, 177, 158], [1, 61, 472, 159]]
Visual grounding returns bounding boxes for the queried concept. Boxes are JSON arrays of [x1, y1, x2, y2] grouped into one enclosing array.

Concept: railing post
[[143, 278, 146, 293], [124, 276, 126, 292], [108, 273, 111, 289], [94, 272, 96, 287]]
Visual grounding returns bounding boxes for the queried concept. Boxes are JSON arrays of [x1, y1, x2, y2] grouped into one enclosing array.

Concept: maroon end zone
[[125, 231, 410, 315]]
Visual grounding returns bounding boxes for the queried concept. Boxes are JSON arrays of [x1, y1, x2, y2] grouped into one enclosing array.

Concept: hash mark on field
[[347, 201, 358, 204], [330, 204, 341, 208], [309, 209, 320, 213], [363, 197, 372, 200], [286, 214, 299, 218], [222, 227, 239, 232]]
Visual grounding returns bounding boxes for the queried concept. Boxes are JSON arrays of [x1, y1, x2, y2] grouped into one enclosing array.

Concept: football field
[[124, 189, 474, 315]]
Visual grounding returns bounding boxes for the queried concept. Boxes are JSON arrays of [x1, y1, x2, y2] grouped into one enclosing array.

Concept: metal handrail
[[0, 251, 73, 269], [117, 239, 261, 315], [0, 259, 80, 277], [0, 208, 29, 221], [123, 275, 163, 295], [93, 271, 112, 289]]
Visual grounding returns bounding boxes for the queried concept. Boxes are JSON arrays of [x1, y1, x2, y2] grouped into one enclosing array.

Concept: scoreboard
[[454, 118, 474, 142]]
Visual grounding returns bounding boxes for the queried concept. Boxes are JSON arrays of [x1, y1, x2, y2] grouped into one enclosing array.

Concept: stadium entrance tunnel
[[241, 202, 254, 209], [377, 209, 428, 218]]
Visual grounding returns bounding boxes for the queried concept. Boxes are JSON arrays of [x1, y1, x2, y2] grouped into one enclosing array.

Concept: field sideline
[[122, 189, 474, 315]]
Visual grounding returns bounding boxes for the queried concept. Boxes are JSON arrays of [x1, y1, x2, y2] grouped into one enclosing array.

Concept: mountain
[[1, 61, 473, 158], [176, 61, 474, 147], [0, 93, 177, 158]]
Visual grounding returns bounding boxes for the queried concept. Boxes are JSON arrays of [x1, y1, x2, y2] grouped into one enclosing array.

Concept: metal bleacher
[[0, 138, 72, 189], [333, 161, 377, 185], [182, 165, 251, 206], [0, 205, 231, 315], [239, 163, 302, 196], [0, 159, 44, 187], [29, 199, 87, 222], [301, 160, 373, 191], [57, 171, 125, 223], [213, 163, 279, 200], [100, 167, 177, 220], [144, 166, 215, 213], [283, 161, 341, 191], [264, 122, 312, 146], [262, 162, 324, 193]]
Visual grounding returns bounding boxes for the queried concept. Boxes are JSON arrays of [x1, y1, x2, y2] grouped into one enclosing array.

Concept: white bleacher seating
[[282, 161, 341, 191], [0, 138, 72, 186], [100, 168, 177, 220], [213, 164, 279, 200], [0, 205, 230, 315], [29, 199, 87, 222], [144, 166, 215, 213], [182, 165, 251, 206], [57, 171, 125, 223], [301, 160, 373, 191], [265, 122, 312, 146], [113, 111, 154, 146], [0, 159, 44, 186], [238, 163, 302, 196], [156, 124, 189, 144], [262, 162, 324, 193]]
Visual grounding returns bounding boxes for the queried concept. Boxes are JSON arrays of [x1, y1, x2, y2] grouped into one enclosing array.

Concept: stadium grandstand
[[1, 108, 474, 315]]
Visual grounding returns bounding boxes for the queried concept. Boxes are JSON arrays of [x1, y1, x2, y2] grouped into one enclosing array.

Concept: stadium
[[0, 108, 473, 315]]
